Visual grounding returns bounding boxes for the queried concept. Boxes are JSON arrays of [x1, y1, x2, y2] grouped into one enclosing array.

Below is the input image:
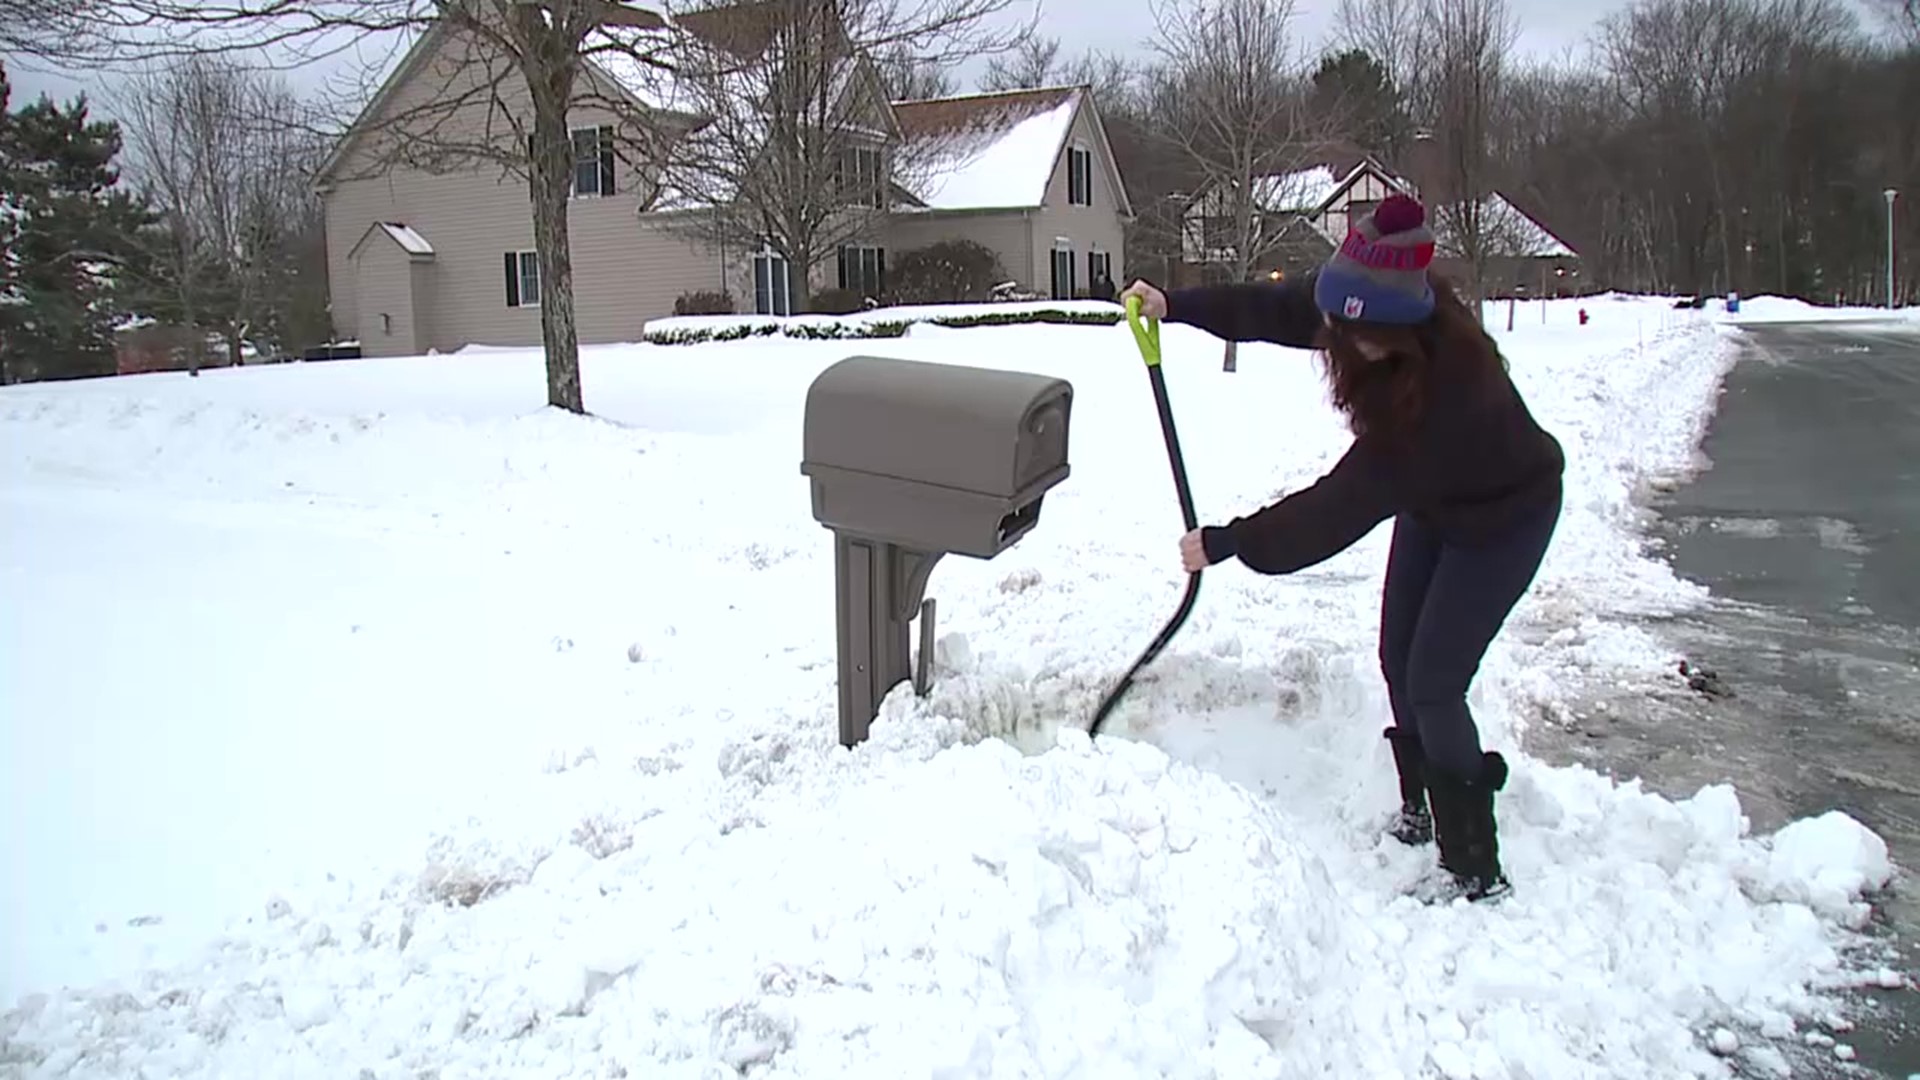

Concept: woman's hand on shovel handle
[[1179, 528, 1211, 574], [1121, 280, 1168, 321]]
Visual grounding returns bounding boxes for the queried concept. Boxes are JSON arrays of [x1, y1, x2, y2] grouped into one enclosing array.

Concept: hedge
[[642, 305, 1125, 346]]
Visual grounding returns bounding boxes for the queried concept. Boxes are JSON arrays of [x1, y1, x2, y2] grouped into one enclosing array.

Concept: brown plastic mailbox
[[801, 355, 1073, 747]]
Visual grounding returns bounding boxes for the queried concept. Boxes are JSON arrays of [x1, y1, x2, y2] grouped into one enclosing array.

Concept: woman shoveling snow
[[1120, 193, 1566, 904]]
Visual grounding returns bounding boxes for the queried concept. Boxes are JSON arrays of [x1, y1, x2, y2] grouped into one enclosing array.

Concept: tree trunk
[[524, 41, 585, 414], [789, 240, 814, 315]]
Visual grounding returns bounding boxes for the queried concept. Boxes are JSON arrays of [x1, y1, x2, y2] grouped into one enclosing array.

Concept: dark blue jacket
[[1167, 275, 1566, 575]]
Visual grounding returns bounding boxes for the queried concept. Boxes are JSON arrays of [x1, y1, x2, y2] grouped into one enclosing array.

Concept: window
[[838, 245, 885, 298], [1067, 145, 1093, 207], [504, 250, 540, 308], [753, 247, 791, 316], [1086, 250, 1112, 294], [1049, 243, 1076, 300], [837, 145, 885, 209], [524, 127, 617, 200], [572, 126, 617, 197]]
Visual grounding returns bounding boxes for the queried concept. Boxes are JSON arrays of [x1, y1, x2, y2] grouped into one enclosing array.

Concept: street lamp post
[[1887, 188, 1900, 309]]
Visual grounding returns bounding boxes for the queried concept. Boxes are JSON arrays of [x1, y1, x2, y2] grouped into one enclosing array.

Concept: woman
[[1120, 194, 1564, 903]]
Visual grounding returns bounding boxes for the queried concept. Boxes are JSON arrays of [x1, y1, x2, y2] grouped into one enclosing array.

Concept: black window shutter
[[837, 247, 849, 289], [504, 252, 520, 307], [528, 134, 536, 200], [876, 248, 886, 296], [598, 125, 615, 196]]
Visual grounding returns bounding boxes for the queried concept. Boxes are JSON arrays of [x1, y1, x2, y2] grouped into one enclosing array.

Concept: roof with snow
[[348, 221, 436, 262], [890, 86, 1088, 212], [1433, 192, 1578, 259], [377, 222, 434, 257], [1251, 165, 1343, 215]]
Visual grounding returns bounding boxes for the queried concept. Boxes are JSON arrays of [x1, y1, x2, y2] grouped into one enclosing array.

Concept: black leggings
[[1378, 492, 1561, 782]]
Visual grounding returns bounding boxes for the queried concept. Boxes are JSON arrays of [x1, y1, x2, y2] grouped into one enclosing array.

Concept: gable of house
[[1429, 192, 1578, 260], [889, 86, 1127, 215], [885, 85, 1130, 298], [316, 10, 737, 356]]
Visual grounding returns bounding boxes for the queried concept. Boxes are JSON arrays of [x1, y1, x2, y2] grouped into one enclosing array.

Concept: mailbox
[[800, 355, 1075, 747], [801, 355, 1072, 558]]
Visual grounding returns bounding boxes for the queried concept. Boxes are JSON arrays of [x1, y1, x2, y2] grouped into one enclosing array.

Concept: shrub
[[809, 287, 868, 315], [641, 305, 1122, 346], [890, 240, 1006, 304], [674, 289, 735, 316]]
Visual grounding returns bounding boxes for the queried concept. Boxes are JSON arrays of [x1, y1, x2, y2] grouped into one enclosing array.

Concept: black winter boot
[[1422, 751, 1511, 903], [1382, 727, 1433, 846]]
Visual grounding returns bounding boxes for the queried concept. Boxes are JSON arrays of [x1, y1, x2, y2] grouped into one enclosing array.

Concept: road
[[1530, 318, 1920, 1078]]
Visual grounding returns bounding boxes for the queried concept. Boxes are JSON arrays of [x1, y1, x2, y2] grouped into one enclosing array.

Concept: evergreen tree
[[1312, 48, 1409, 159], [0, 60, 159, 383]]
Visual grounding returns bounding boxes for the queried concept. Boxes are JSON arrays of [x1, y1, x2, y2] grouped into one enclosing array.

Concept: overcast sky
[[1, 0, 1885, 123]]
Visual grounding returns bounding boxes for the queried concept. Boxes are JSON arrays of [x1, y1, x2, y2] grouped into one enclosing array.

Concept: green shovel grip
[[1124, 294, 1163, 368]]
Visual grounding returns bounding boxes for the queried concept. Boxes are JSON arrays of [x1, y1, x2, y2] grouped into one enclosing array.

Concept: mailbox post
[[801, 355, 1073, 747]]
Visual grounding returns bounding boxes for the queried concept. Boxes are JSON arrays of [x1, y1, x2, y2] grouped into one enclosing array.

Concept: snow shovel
[[1088, 295, 1202, 737]]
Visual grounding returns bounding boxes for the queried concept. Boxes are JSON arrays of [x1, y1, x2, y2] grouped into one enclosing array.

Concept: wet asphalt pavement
[[1528, 318, 1920, 1078]]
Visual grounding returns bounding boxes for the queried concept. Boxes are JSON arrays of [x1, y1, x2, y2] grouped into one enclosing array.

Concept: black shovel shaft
[[1088, 361, 1201, 737]]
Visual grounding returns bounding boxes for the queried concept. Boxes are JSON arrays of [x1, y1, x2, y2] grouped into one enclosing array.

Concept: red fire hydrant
[[1578, 308, 1590, 326]]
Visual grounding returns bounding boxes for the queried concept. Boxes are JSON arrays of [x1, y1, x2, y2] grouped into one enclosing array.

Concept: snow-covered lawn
[[0, 296, 1907, 1078]]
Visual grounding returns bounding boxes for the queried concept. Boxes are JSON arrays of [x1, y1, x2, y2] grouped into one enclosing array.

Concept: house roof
[[315, 6, 675, 186], [1434, 192, 1578, 259], [347, 220, 436, 262], [891, 85, 1110, 213], [1250, 165, 1343, 215]]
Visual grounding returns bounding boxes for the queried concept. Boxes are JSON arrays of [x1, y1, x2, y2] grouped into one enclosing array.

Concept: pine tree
[[0, 60, 159, 383]]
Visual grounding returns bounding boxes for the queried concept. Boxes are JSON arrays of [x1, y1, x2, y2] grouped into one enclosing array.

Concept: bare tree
[[874, 42, 956, 101], [113, 55, 325, 372], [978, 33, 1059, 91], [1866, 0, 1920, 43], [1147, 0, 1328, 368], [39, 0, 683, 415], [640, 0, 1024, 314], [0, 0, 102, 57], [1420, 0, 1517, 307], [1332, 0, 1428, 115]]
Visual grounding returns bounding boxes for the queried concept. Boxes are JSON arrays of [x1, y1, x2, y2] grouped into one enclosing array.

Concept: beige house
[[315, 9, 1132, 358]]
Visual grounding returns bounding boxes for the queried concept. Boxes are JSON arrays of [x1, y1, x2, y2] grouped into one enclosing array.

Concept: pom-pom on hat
[[1313, 193, 1437, 325]]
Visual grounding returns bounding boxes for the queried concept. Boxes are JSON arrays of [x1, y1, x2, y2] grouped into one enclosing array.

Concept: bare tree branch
[[1145, 0, 1332, 368], [1420, 0, 1518, 307], [873, 41, 956, 100], [632, 0, 1027, 313], [26, 0, 691, 413], [978, 33, 1058, 91]]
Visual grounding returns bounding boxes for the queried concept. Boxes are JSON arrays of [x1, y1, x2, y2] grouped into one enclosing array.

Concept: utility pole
[[1887, 188, 1900, 309]]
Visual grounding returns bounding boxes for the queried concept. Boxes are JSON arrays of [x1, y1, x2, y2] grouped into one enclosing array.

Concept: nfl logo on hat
[[1343, 295, 1366, 319]]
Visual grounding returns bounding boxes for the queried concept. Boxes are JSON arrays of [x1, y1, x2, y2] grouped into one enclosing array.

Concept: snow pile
[[0, 295, 1910, 1078], [1715, 294, 1920, 324]]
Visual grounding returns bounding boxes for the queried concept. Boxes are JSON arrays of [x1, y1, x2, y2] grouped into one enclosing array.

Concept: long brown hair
[[1313, 274, 1507, 441]]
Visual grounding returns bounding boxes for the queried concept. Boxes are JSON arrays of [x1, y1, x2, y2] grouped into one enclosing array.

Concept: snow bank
[[1715, 294, 1920, 325], [1, 295, 1909, 1079]]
